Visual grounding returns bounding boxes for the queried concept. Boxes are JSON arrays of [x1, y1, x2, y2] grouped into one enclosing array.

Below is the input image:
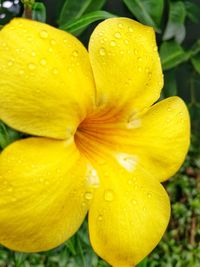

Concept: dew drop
[[138, 67, 142, 72], [82, 201, 86, 207], [50, 39, 56, 45], [31, 51, 36, 57], [40, 30, 48, 39], [19, 69, 24, 75], [84, 192, 93, 200], [72, 50, 79, 57], [147, 192, 152, 198], [132, 199, 137, 205], [104, 190, 114, 202], [98, 215, 103, 221], [153, 46, 157, 52], [110, 40, 116, 46], [8, 60, 13, 66], [118, 23, 123, 28], [137, 57, 142, 62], [114, 32, 121, 39], [134, 49, 138, 55], [99, 47, 106, 56], [40, 59, 47, 65], [28, 63, 36, 70], [63, 39, 67, 44], [52, 68, 58, 75], [148, 71, 152, 78], [7, 187, 13, 192], [129, 27, 133, 32], [124, 39, 129, 45]]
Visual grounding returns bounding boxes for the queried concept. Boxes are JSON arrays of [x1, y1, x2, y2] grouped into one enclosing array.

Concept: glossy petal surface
[[0, 137, 92, 252], [79, 97, 190, 182], [89, 18, 163, 115], [0, 18, 95, 139], [88, 159, 170, 267]]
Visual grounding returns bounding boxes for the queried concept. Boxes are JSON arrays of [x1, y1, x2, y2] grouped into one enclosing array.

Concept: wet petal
[[77, 97, 190, 182], [0, 18, 95, 139], [88, 159, 170, 266], [0, 137, 92, 252], [89, 18, 163, 115]]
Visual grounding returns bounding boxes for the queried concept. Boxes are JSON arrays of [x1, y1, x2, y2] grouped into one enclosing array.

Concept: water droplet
[[28, 63, 36, 70], [148, 72, 152, 78], [50, 39, 56, 45], [117, 153, 137, 171], [138, 67, 142, 72], [31, 51, 36, 57], [52, 68, 58, 75], [124, 39, 129, 45], [7, 187, 13, 192], [98, 215, 103, 221], [63, 39, 67, 44], [147, 192, 152, 198], [48, 47, 53, 53], [118, 23, 123, 28], [134, 49, 138, 55], [104, 190, 114, 202], [68, 67, 72, 73], [82, 201, 86, 207], [19, 69, 24, 75], [99, 48, 106, 56], [153, 46, 157, 52], [129, 27, 133, 32], [132, 199, 137, 205], [40, 30, 48, 39], [114, 32, 121, 39], [72, 50, 79, 57], [8, 60, 13, 66], [40, 59, 47, 65], [110, 40, 116, 46], [137, 57, 142, 62], [84, 192, 93, 200]]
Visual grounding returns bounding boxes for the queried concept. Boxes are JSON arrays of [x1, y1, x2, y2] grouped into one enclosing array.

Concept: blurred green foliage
[[0, 0, 200, 266]]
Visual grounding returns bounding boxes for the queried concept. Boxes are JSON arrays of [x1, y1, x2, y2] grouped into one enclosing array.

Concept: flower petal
[[0, 137, 92, 252], [88, 160, 170, 267], [0, 18, 95, 139], [78, 97, 190, 182], [89, 18, 163, 114]]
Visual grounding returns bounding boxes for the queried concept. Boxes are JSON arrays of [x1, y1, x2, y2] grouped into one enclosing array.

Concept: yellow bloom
[[0, 18, 190, 267]]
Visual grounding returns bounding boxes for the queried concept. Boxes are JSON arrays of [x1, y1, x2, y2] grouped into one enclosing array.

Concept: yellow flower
[[0, 18, 190, 267]]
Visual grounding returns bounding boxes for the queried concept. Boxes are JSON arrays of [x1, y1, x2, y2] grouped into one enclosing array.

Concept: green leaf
[[185, 1, 200, 23], [137, 257, 148, 267], [163, 1, 186, 44], [163, 70, 177, 97], [159, 41, 189, 70], [58, 0, 92, 25], [189, 39, 200, 57], [32, 2, 46, 22], [59, 11, 116, 36], [191, 53, 200, 74], [123, 0, 164, 32], [0, 122, 23, 150], [84, 0, 107, 13]]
